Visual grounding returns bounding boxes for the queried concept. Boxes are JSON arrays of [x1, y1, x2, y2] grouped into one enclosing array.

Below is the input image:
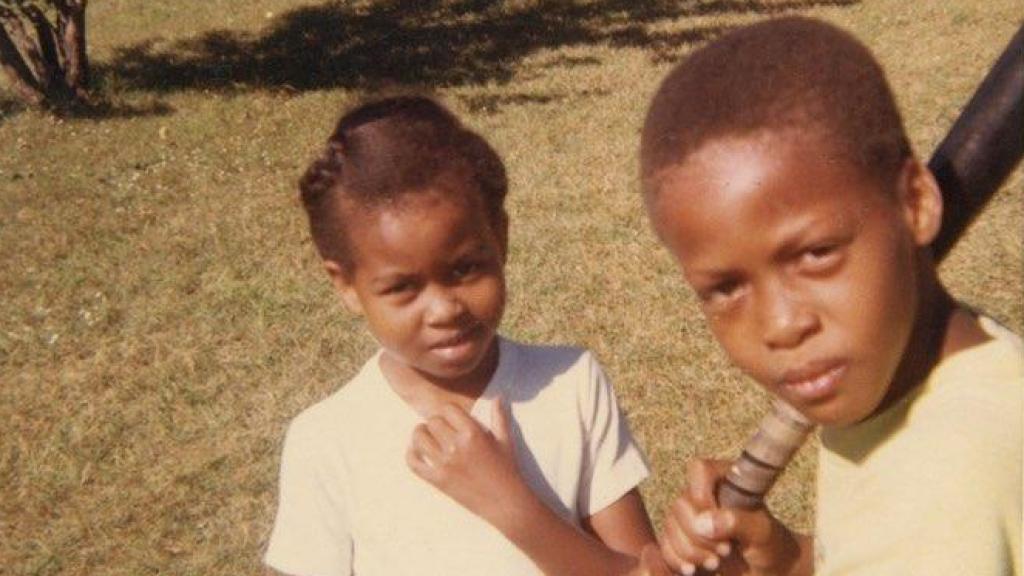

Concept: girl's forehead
[[347, 189, 491, 247], [352, 185, 483, 224]]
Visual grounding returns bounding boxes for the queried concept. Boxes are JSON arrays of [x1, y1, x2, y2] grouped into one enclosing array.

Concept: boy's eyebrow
[[769, 212, 857, 259], [448, 240, 492, 259], [684, 265, 740, 286]]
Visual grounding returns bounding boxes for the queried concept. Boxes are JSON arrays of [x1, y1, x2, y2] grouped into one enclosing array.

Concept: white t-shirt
[[265, 337, 650, 576]]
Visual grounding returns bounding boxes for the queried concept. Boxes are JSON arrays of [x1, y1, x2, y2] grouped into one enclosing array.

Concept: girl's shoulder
[[498, 337, 613, 408], [286, 351, 391, 441]]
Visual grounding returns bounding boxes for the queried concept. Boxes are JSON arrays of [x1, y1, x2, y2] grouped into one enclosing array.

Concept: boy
[[639, 17, 1022, 576]]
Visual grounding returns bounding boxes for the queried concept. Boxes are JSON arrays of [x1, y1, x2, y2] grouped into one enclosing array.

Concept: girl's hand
[[411, 397, 655, 576], [659, 459, 810, 576], [406, 397, 531, 528]]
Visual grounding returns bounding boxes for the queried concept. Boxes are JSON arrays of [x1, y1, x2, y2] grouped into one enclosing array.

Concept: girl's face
[[330, 187, 507, 392], [649, 132, 940, 426]]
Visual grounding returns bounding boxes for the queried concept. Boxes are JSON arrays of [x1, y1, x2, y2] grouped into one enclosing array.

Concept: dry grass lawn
[[2, 1, 1021, 574]]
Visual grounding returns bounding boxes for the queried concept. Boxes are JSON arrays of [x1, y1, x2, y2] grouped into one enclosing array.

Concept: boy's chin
[[796, 400, 879, 428]]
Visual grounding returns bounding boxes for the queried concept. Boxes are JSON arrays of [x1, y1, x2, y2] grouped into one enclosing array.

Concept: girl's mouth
[[429, 325, 485, 363], [432, 325, 479, 349]]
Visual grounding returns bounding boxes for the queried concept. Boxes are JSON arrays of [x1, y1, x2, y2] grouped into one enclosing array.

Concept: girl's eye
[[800, 243, 843, 271], [382, 281, 414, 295]]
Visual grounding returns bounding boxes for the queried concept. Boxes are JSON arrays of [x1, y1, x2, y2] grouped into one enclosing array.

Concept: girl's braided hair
[[299, 96, 508, 273]]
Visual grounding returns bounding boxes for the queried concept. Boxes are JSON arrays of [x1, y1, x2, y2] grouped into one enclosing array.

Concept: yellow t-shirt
[[816, 317, 1022, 575]]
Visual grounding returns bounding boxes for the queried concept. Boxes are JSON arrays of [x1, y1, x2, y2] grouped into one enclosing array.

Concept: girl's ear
[[897, 158, 944, 247], [496, 211, 510, 264], [324, 260, 364, 315]]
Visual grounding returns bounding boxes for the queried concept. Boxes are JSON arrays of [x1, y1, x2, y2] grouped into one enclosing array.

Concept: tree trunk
[[58, 0, 87, 96], [0, 0, 89, 108], [0, 20, 45, 105]]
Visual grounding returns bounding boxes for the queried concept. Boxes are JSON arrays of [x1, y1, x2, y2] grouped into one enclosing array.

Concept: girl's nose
[[424, 289, 466, 326]]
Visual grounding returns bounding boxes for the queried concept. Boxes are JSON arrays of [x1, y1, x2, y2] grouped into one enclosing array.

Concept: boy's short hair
[[300, 96, 508, 272], [641, 16, 912, 196]]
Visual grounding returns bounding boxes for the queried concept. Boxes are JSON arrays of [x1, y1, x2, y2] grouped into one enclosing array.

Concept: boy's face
[[329, 187, 507, 389], [648, 133, 938, 426]]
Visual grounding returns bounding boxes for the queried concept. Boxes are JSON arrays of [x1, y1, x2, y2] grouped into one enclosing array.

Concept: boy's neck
[[380, 340, 501, 418], [876, 269, 990, 417]]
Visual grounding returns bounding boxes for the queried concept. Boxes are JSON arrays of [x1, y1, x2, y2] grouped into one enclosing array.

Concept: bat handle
[[692, 401, 814, 575], [716, 400, 814, 510]]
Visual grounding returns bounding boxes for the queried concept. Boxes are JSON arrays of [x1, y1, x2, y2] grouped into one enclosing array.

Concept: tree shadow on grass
[[98, 0, 859, 106], [0, 94, 175, 124]]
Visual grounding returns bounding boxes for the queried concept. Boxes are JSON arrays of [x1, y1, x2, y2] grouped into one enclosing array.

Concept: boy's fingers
[[660, 514, 692, 568], [656, 532, 687, 574], [636, 543, 673, 576], [662, 506, 718, 571], [716, 507, 778, 549], [685, 459, 730, 508]]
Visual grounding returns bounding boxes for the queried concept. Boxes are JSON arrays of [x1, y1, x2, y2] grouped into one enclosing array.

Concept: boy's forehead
[[650, 131, 884, 244], [654, 129, 870, 202], [651, 132, 784, 213]]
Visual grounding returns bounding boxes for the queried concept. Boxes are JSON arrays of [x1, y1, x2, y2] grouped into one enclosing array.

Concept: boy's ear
[[897, 158, 944, 247], [323, 260, 364, 315]]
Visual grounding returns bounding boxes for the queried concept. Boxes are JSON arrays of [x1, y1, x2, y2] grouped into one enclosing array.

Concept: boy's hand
[[406, 398, 531, 527], [659, 459, 808, 576], [627, 543, 674, 576]]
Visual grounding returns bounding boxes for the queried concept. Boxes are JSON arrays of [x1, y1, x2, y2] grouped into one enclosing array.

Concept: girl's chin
[[422, 340, 498, 381]]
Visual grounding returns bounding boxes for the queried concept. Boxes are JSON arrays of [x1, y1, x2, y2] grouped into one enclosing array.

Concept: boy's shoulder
[[930, 315, 1022, 398], [892, 315, 1021, 460], [824, 316, 1021, 459]]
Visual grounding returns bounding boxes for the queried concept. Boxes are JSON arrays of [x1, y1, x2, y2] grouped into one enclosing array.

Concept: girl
[[264, 96, 656, 576]]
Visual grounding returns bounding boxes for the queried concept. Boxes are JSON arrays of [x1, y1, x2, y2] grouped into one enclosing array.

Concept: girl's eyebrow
[[370, 271, 414, 288]]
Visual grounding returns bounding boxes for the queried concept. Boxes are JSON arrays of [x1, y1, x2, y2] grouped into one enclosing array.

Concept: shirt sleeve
[[577, 352, 650, 518], [264, 415, 353, 576]]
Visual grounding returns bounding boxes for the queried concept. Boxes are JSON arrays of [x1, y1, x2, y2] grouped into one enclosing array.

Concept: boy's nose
[[760, 285, 819, 350]]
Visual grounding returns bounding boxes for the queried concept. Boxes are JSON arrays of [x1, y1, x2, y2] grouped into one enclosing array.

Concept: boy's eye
[[452, 260, 481, 280], [701, 278, 745, 306]]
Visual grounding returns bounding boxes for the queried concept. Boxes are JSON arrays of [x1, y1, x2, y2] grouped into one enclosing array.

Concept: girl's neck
[[380, 339, 501, 418]]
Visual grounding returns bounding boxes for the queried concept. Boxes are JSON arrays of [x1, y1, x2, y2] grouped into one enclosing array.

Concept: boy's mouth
[[779, 362, 846, 402]]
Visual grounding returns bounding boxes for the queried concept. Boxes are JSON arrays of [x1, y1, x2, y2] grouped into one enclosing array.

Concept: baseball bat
[[703, 20, 1024, 570]]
